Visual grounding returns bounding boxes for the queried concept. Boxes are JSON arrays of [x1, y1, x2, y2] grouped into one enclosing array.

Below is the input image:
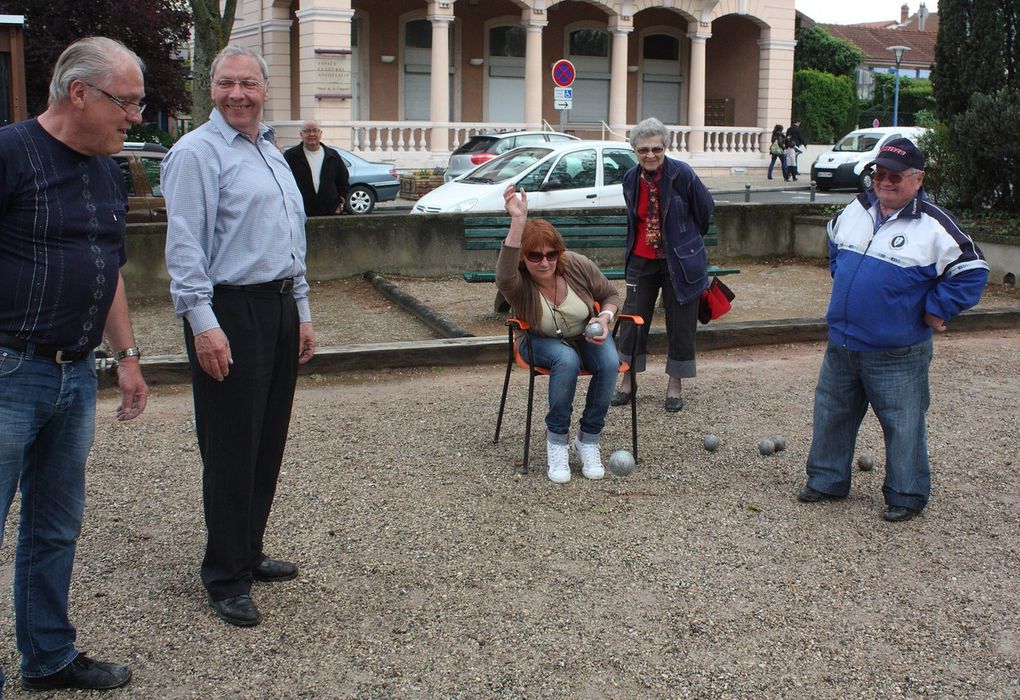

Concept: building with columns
[[229, 0, 797, 171]]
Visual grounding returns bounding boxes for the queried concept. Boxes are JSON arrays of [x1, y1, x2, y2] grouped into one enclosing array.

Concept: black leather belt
[[0, 333, 91, 363], [215, 278, 294, 294]]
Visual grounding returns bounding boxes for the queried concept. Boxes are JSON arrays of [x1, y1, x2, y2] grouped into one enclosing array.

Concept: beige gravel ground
[[1, 263, 1018, 699]]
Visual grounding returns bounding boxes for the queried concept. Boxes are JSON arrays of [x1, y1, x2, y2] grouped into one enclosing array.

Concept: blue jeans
[[519, 334, 620, 439], [767, 153, 787, 179], [0, 343, 96, 679], [805, 340, 933, 511]]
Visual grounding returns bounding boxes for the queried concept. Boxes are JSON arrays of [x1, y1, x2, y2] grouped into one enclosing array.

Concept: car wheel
[[858, 169, 874, 192], [345, 185, 376, 215]]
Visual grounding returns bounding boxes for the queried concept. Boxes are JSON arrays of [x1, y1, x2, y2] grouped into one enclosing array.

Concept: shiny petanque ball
[[758, 438, 775, 456], [608, 449, 636, 476], [584, 321, 604, 339], [857, 454, 876, 471], [703, 434, 721, 452], [770, 435, 787, 452]]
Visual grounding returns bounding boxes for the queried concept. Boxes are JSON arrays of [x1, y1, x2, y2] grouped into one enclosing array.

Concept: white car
[[810, 126, 929, 192], [412, 140, 639, 214]]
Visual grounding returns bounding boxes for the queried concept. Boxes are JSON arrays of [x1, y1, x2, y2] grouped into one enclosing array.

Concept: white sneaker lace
[[573, 438, 605, 479], [546, 441, 570, 483]]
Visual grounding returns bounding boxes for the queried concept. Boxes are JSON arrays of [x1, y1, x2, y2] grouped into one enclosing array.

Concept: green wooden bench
[[462, 214, 740, 284]]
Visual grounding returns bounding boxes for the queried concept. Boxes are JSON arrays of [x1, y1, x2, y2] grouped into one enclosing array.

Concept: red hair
[[519, 219, 567, 276]]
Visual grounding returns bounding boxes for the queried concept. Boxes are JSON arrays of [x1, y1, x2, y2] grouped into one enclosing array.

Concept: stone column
[[293, 5, 355, 123], [428, 11, 454, 154], [686, 21, 711, 154], [608, 21, 633, 139], [757, 33, 797, 153], [524, 15, 547, 129]]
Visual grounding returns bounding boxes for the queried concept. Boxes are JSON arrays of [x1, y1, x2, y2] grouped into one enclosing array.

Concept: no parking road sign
[[551, 59, 576, 88]]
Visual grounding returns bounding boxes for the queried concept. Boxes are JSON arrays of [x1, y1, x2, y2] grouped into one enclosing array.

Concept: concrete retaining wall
[[124, 204, 1016, 299]]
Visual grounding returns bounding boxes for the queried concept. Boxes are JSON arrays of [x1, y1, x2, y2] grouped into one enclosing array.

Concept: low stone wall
[[122, 203, 1015, 299]]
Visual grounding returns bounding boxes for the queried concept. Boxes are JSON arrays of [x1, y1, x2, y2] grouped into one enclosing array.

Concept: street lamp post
[[887, 45, 910, 126]]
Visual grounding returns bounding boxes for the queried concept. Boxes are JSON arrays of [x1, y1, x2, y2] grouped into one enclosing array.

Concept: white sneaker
[[571, 437, 605, 480], [546, 439, 571, 484]]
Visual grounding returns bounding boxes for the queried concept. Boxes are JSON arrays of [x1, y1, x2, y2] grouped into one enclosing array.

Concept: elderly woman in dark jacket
[[611, 117, 714, 412], [496, 184, 621, 484]]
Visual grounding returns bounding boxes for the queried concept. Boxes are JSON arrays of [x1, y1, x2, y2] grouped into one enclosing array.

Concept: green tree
[[0, 0, 191, 118], [794, 26, 865, 79], [792, 70, 858, 143], [952, 89, 1020, 213], [189, 0, 237, 127], [860, 73, 936, 127]]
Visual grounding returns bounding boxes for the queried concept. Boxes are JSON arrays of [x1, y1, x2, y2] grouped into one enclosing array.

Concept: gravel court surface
[[1, 329, 1018, 698]]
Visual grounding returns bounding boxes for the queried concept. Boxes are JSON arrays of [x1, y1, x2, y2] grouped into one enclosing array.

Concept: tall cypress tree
[[969, 0, 1006, 95], [933, 0, 971, 119]]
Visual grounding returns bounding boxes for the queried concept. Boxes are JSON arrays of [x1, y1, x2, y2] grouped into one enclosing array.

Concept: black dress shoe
[[882, 506, 918, 522], [209, 594, 262, 627], [610, 390, 632, 407], [664, 396, 684, 412], [253, 557, 298, 582], [797, 485, 843, 503], [21, 653, 131, 691]]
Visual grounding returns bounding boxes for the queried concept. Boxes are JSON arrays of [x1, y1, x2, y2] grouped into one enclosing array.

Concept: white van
[[810, 126, 929, 191]]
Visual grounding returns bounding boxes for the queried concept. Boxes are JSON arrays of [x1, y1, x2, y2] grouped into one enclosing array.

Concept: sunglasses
[[636, 146, 665, 156], [873, 169, 916, 184], [524, 250, 560, 263]]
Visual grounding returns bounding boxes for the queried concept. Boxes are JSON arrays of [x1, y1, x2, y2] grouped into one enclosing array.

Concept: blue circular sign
[[552, 59, 576, 88]]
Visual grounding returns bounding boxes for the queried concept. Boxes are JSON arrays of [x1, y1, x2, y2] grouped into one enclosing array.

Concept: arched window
[[487, 24, 526, 121], [641, 33, 683, 124]]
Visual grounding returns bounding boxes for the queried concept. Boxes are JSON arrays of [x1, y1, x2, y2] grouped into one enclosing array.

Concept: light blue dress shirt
[[163, 109, 311, 335]]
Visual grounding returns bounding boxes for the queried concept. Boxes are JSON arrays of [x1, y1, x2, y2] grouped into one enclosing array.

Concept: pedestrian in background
[[284, 119, 350, 217], [784, 135, 799, 181], [767, 124, 787, 180]]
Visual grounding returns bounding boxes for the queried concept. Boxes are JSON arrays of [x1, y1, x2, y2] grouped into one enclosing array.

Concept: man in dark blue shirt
[[0, 37, 148, 693]]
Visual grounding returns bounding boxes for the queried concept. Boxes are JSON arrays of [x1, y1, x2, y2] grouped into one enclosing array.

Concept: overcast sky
[[795, 0, 940, 25]]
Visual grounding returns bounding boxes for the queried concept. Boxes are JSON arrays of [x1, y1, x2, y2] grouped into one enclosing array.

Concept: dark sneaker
[[21, 653, 131, 691], [797, 485, 843, 503], [882, 506, 918, 523]]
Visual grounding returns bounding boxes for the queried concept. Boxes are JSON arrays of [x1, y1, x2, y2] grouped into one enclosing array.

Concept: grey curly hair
[[628, 117, 669, 150]]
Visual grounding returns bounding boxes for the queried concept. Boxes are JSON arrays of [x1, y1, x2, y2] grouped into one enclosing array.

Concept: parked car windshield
[[833, 131, 885, 152], [461, 147, 552, 183], [452, 136, 499, 155]]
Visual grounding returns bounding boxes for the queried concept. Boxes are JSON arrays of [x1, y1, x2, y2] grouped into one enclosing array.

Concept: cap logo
[[881, 145, 907, 156]]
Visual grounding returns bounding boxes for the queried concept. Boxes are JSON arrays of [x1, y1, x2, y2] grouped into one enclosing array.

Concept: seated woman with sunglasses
[[495, 184, 621, 484]]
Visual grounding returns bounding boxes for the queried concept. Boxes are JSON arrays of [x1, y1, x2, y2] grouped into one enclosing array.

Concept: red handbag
[[698, 277, 735, 324]]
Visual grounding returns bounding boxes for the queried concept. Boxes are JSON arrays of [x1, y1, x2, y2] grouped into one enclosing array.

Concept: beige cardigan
[[495, 243, 621, 335]]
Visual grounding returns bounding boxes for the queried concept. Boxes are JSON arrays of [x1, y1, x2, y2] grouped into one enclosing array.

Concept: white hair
[[210, 46, 270, 82], [48, 37, 144, 105]]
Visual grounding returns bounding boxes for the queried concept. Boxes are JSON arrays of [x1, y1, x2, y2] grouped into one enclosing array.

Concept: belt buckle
[[279, 279, 294, 294], [54, 350, 73, 364]]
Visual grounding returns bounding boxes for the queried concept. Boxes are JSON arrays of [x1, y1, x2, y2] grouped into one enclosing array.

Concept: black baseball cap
[[869, 137, 925, 172]]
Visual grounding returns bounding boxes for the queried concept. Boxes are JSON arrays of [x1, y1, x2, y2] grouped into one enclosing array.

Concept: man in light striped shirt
[[163, 45, 316, 628]]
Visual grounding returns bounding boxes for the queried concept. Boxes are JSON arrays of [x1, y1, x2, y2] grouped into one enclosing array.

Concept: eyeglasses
[[213, 78, 265, 92], [524, 250, 560, 263], [873, 169, 918, 184], [83, 81, 146, 117], [635, 146, 665, 156], [300, 128, 322, 134]]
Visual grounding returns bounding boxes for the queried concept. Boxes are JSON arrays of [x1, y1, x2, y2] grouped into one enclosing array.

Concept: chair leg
[[628, 320, 641, 460], [523, 370, 536, 473], [494, 327, 516, 444]]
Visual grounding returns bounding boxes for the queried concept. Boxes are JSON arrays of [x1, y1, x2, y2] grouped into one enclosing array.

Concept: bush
[[792, 70, 859, 143], [952, 89, 1020, 214], [919, 122, 963, 208]]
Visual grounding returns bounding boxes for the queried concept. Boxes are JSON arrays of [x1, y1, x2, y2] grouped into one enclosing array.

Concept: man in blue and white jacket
[[797, 138, 989, 523]]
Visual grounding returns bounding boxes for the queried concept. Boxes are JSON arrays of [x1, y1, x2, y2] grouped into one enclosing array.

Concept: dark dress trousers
[[284, 144, 351, 217]]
